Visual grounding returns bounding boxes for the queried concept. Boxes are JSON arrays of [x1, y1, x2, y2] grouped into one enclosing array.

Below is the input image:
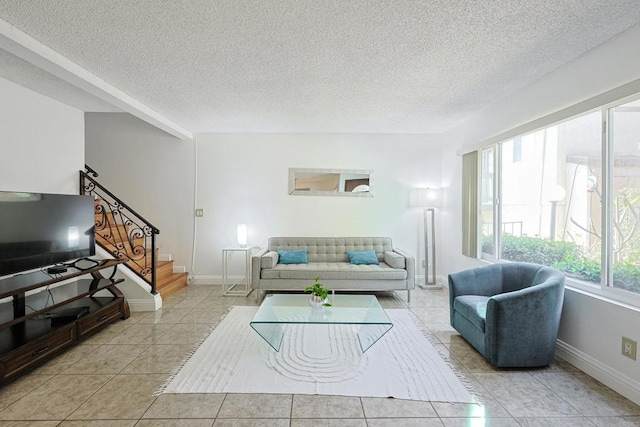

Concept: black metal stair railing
[[80, 166, 159, 295]]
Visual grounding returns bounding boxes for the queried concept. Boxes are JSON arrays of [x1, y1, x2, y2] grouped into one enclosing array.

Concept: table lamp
[[237, 224, 248, 247]]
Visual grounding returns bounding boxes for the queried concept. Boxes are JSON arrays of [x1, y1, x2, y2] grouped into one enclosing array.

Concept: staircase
[[94, 202, 188, 299], [81, 167, 188, 300]]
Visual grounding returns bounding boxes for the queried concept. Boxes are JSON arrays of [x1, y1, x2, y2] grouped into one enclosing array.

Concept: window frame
[[470, 93, 640, 309], [480, 145, 499, 262]]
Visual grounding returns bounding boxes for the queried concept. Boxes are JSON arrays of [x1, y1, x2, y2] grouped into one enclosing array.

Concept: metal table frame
[[222, 245, 257, 296]]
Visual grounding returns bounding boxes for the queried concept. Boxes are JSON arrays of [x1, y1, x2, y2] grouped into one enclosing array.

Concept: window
[[610, 100, 640, 294], [512, 137, 522, 163], [469, 98, 640, 298]]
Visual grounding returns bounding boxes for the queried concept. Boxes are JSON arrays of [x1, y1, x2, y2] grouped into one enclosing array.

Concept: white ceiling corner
[[0, 17, 193, 140], [0, 1, 639, 136]]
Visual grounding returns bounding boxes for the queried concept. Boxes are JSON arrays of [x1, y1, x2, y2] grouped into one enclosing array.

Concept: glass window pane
[[481, 147, 495, 256], [610, 100, 640, 294], [500, 112, 602, 284]]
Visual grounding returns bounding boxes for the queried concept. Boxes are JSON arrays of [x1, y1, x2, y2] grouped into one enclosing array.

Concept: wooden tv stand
[[0, 259, 129, 384]]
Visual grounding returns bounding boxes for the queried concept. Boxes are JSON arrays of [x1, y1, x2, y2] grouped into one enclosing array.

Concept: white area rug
[[158, 306, 474, 403]]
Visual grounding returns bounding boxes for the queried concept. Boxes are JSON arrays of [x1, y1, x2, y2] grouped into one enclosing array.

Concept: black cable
[[67, 257, 100, 271]]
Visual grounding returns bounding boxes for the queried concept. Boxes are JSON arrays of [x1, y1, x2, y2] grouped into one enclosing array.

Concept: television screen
[[0, 192, 96, 277]]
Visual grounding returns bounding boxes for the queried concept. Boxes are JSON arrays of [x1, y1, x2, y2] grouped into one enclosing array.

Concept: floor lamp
[[410, 188, 443, 289]]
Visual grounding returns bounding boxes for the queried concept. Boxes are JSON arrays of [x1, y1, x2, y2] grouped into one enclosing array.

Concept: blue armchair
[[448, 263, 565, 368]]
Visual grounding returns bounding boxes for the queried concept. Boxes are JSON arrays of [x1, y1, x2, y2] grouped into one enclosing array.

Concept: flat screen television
[[0, 192, 96, 277]]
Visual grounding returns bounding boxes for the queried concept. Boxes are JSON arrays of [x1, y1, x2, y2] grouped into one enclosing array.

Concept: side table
[[222, 246, 258, 297]]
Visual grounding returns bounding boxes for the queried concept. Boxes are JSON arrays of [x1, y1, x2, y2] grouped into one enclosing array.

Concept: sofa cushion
[[278, 249, 308, 264], [347, 250, 379, 265], [261, 262, 407, 281], [454, 295, 490, 332], [384, 251, 405, 269]]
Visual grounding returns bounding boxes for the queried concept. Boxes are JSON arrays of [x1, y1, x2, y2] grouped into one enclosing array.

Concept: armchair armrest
[[484, 280, 565, 366], [392, 248, 415, 288]]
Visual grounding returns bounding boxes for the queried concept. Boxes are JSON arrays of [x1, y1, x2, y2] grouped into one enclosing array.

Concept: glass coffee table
[[250, 294, 393, 353]]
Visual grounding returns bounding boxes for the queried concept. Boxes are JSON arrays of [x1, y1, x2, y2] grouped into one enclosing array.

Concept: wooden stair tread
[[156, 272, 188, 299]]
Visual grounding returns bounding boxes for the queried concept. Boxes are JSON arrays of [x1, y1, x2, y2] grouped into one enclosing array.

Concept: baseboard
[[127, 294, 162, 312], [417, 283, 443, 290], [173, 265, 186, 274], [439, 275, 449, 288], [556, 339, 640, 406], [416, 274, 448, 288], [190, 275, 222, 285]]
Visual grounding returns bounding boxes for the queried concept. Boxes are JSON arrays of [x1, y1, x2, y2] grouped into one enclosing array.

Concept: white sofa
[[251, 237, 415, 301]]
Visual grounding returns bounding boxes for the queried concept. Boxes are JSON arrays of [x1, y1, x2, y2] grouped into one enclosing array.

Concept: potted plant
[[304, 276, 332, 307]]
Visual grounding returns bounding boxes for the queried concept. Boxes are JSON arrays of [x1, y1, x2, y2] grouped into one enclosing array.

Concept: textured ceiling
[[1, 1, 640, 134]]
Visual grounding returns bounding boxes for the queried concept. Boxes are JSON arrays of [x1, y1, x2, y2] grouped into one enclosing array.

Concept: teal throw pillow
[[278, 249, 308, 264], [347, 250, 379, 265]]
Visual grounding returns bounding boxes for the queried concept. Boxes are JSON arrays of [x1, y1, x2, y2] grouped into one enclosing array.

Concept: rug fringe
[[153, 305, 235, 396], [405, 309, 482, 404]]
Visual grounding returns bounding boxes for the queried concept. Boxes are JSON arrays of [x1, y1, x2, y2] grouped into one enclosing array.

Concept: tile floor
[[0, 285, 639, 426]]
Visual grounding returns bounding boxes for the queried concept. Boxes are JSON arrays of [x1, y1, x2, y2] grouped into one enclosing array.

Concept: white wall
[[83, 123, 445, 280], [84, 113, 195, 271], [192, 133, 442, 279], [0, 77, 84, 193], [440, 24, 640, 403], [0, 76, 84, 300]]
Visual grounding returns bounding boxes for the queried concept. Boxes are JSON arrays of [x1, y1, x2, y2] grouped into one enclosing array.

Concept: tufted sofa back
[[267, 237, 393, 263]]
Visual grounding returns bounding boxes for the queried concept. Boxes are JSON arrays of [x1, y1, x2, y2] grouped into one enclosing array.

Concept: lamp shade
[[409, 188, 443, 208], [237, 224, 248, 247]]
